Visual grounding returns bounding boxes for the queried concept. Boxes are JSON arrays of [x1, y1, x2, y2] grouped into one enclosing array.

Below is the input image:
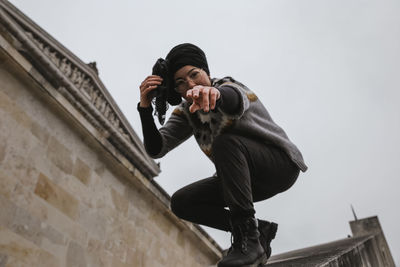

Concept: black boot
[[218, 217, 267, 267], [258, 219, 278, 259]]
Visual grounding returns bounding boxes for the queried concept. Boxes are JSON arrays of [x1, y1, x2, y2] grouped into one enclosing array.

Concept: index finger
[[148, 75, 163, 79], [186, 89, 194, 98], [145, 75, 163, 82]]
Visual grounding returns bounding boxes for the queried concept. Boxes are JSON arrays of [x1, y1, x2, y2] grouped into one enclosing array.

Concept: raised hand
[[139, 75, 163, 107], [186, 85, 221, 113]]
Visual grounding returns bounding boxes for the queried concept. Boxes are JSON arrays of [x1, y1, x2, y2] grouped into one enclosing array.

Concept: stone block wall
[[0, 47, 220, 266]]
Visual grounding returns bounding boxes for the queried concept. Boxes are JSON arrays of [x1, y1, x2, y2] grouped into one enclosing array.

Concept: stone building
[[266, 216, 395, 267], [0, 0, 222, 266]]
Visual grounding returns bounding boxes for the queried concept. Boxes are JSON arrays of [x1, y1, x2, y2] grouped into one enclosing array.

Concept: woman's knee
[[170, 189, 189, 218]]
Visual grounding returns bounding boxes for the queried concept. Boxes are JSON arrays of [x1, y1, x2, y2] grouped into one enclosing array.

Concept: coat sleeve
[[216, 80, 251, 119], [153, 107, 194, 158], [137, 103, 193, 158]]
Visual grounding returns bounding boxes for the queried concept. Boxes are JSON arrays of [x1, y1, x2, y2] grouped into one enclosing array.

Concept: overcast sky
[[8, 0, 400, 264]]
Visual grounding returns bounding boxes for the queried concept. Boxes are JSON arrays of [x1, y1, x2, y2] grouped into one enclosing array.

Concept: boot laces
[[231, 224, 249, 253]]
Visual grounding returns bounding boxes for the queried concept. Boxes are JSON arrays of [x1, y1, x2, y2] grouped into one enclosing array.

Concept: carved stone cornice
[[0, 0, 160, 178]]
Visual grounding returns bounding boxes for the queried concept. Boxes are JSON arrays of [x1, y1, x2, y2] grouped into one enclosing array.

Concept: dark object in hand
[[151, 58, 169, 125]]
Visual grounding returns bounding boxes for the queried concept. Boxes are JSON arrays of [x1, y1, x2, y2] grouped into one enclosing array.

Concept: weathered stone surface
[[86, 238, 112, 267], [30, 121, 49, 145], [111, 257, 131, 267], [6, 181, 48, 225], [47, 136, 74, 175], [0, 226, 59, 267], [124, 185, 150, 216], [0, 90, 32, 129], [148, 208, 172, 237], [66, 241, 87, 267], [177, 229, 187, 249], [0, 170, 18, 200], [0, 194, 17, 228], [0, 142, 6, 164], [2, 151, 39, 193], [39, 222, 67, 259], [73, 157, 92, 186], [26, 143, 59, 186], [34, 173, 79, 220], [104, 223, 128, 263], [101, 168, 127, 196], [78, 205, 106, 241], [6, 176, 88, 247], [56, 172, 93, 208], [3, 184, 66, 251], [0, 252, 8, 267], [40, 222, 66, 246], [126, 247, 145, 267], [37, 248, 61, 267], [10, 204, 42, 246], [111, 188, 129, 216], [44, 204, 88, 247]]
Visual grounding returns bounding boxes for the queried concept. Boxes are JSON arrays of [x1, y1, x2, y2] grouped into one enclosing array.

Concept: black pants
[[170, 134, 300, 231]]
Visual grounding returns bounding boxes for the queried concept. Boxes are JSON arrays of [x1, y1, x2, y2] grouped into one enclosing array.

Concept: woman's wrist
[[139, 99, 151, 108]]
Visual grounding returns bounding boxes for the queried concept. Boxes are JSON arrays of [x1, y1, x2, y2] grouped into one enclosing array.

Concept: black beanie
[[166, 43, 210, 77]]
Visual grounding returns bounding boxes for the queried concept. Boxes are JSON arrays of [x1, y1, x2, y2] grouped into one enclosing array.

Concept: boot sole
[[242, 252, 268, 267], [217, 252, 267, 267], [258, 253, 269, 266]]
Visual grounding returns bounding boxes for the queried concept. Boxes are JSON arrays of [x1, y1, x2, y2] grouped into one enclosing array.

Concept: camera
[[151, 58, 182, 125], [151, 58, 169, 125]]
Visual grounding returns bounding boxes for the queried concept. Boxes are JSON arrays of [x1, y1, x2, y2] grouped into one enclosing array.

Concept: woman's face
[[173, 65, 211, 101]]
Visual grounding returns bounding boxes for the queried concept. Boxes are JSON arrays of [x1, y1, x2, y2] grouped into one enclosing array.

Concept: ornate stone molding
[[0, 1, 160, 178], [25, 31, 132, 140]]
